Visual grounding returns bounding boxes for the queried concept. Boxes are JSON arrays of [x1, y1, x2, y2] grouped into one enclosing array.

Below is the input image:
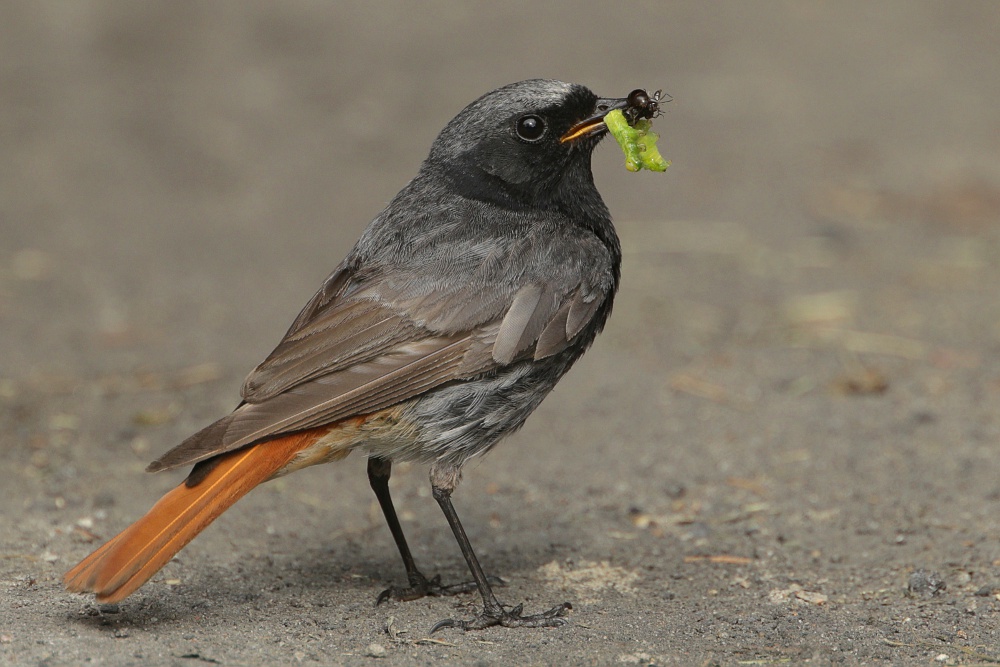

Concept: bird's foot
[[375, 572, 504, 605], [431, 601, 571, 632]]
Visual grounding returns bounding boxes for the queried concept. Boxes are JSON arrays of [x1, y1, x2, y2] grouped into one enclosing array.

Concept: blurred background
[[3, 2, 998, 378], [2, 2, 1000, 663]]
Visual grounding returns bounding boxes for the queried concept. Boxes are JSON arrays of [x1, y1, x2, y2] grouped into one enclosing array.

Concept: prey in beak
[[560, 88, 668, 143]]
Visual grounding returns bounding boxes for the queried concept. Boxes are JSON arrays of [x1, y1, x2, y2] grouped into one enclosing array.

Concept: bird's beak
[[560, 96, 631, 143]]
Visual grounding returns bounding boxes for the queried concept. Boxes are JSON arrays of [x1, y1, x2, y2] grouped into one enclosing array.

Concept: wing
[[148, 255, 610, 473]]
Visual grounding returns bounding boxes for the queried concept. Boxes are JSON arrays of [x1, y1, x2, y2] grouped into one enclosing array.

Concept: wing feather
[[149, 250, 609, 472]]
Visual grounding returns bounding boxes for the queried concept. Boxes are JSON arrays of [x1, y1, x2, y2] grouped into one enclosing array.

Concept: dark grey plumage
[[149, 79, 623, 475]]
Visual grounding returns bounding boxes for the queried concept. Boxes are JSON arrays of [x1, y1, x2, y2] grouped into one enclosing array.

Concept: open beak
[[560, 95, 631, 143]]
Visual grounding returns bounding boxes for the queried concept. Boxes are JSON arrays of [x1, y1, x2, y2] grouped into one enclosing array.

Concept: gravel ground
[[2, 2, 1000, 665]]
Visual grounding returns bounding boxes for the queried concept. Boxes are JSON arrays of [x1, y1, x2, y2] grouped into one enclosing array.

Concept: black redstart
[[65, 79, 658, 630]]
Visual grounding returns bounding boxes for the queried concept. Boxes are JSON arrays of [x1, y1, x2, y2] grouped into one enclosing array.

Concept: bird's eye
[[515, 115, 546, 142]]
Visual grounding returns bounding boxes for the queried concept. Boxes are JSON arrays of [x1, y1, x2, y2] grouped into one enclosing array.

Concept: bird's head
[[425, 79, 631, 210]]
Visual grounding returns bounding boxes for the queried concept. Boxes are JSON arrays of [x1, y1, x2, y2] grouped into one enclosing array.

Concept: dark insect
[[624, 88, 669, 123]]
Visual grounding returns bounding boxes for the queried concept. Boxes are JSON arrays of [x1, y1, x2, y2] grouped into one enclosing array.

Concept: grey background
[[2, 1, 999, 664]]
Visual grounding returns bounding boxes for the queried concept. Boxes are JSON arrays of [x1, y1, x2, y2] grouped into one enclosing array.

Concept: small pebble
[[908, 569, 946, 596], [366, 643, 387, 658]]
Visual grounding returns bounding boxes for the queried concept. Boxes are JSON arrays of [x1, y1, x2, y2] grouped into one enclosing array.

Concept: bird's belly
[[367, 355, 575, 467]]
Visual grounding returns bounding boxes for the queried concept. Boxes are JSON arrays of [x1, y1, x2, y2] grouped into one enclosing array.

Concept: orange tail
[[64, 430, 323, 603]]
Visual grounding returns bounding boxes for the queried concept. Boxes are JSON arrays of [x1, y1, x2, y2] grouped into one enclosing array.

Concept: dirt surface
[[3, 2, 1000, 665]]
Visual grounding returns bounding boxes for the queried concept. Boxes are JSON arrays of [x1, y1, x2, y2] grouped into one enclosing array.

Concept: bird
[[65, 79, 642, 631]]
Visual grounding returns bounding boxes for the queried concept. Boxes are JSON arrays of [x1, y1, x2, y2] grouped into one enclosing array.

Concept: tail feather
[[64, 430, 322, 603]]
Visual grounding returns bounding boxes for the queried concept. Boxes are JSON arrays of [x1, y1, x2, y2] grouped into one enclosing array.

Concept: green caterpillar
[[605, 109, 669, 173]]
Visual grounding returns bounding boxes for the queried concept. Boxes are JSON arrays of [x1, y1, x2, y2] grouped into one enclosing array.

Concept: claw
[[430, 617, 462, 634], [430, 601, 572, 632], [374, 587, 393, 607]]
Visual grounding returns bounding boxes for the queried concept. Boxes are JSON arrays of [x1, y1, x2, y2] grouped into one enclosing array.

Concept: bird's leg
[[367, 456, 498, 604], [428, 466, 571, 632]]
